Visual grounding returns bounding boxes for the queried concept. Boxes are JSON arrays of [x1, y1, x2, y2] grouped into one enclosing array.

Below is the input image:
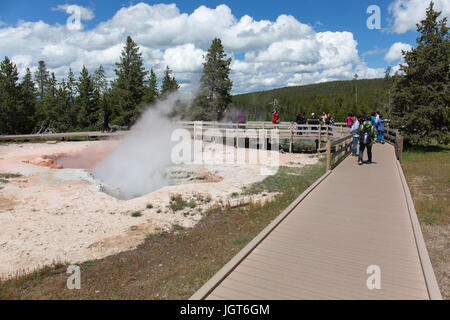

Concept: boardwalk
[[191, 143, 442, 300]]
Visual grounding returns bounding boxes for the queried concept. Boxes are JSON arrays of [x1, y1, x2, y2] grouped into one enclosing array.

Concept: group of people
[[272, 109, 335, 127], [347, 111, 386, 165], [218, 109, 246, 124]]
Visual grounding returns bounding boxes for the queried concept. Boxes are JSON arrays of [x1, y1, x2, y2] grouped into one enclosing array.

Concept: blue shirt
[[377, 119, 385, 131]]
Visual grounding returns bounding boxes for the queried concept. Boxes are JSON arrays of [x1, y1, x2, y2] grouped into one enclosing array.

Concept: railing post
[[326, 139, 331, 171], [235, 123, 238, 148], [289, 126, 293, 153], [318, 124, 322, 153], [397, 130, 404, 163]]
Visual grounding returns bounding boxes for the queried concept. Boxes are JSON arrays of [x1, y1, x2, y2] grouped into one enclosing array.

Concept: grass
[[187, 201, 196, 209], [280, 140, 317, 153], [0, 161, 325, 300], [169, 194, 189, 211], [0, 173, 22, 179], [402, 144, 449, 299], [233, 235, 253, 245], [146, 204, 153, 209], [402, 145, 449, 225], [242, 163, 325, 195], [0, 173, 23, 184], [172, 224, 185, 231], [131, 211, 142, 218]]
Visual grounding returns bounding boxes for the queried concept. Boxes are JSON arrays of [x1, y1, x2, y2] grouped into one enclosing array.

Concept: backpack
[[360, 124, 372, 145]]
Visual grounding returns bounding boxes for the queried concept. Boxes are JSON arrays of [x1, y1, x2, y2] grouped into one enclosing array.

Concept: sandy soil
[[0, 140, 318, 279]]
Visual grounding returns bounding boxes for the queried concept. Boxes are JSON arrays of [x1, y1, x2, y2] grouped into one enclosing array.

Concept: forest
[[231, 77, 391, 122]]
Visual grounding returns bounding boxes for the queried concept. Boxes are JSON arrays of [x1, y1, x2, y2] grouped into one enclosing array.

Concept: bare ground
[[0, 162, 325, 299]]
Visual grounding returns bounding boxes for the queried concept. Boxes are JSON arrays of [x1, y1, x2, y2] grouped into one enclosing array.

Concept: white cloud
[[384, 42, 412, 63], [388, 0, 450, 34], [11, 54, 33, 77], [163, 44, 205, 73], [1, 3, 390, 93]]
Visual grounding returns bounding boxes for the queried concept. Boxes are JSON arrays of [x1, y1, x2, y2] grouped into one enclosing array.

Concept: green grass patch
[[243, 163, 325, 195], [146, 204, 153, 209], [0, 173, 22, 179], [233, 235, 253, 245], [172, 224, 185, 231], [131, 211, 143, 217], [169, 194, 189, 211]]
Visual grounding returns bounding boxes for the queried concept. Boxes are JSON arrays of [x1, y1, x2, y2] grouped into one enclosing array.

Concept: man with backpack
[[358, 115, 377, 165]]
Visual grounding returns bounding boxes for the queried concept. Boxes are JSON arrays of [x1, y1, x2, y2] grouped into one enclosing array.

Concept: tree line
[[0, 36, 181, 134], [0, 35, 233, 135]]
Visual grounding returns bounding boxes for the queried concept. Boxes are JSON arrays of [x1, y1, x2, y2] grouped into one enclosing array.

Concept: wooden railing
[[0, 130, 127, 141], [384, 128, 404, 162], [0, 121, 350, 142], [326, 134, 353, 171]]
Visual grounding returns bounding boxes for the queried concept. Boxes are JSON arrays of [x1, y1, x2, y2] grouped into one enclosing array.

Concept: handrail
[[326, 134, 353, 171], [384, 127, 404, 162]]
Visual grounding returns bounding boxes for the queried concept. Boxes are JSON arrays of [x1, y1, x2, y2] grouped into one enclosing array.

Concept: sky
[[0, 0, 449, 94]]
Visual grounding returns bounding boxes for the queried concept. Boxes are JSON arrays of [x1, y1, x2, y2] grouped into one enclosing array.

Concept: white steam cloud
[[93, 94, 181, 200]]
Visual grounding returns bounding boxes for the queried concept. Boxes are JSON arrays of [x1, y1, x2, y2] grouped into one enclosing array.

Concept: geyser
[[92, 95, 180, 200]]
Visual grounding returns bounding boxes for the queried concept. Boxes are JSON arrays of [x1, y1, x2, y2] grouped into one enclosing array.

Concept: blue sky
[[1, 0, 448, 93]]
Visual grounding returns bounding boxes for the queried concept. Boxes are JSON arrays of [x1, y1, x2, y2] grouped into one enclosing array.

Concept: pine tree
[[65, 68, 79, 130], [113, 36, 147, 127], [93, 65, 111, 130], [17, 68, 36, 133], [160, 66, 180, 97], [93, 65, 108, 96], [0, 56, 20, 134], [142, 68, 159, 104], [41, 72, 59, 131], [191, 38, 232, 120], [34, 60, 49, 99], [391, 1, 449, 145], [77, 66, 99, 130]]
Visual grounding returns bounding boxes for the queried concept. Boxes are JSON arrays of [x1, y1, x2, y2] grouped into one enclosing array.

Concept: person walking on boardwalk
[[376, 114, 385, 144], [358, 115, 377, 165], [349, 115, 360, 157]]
